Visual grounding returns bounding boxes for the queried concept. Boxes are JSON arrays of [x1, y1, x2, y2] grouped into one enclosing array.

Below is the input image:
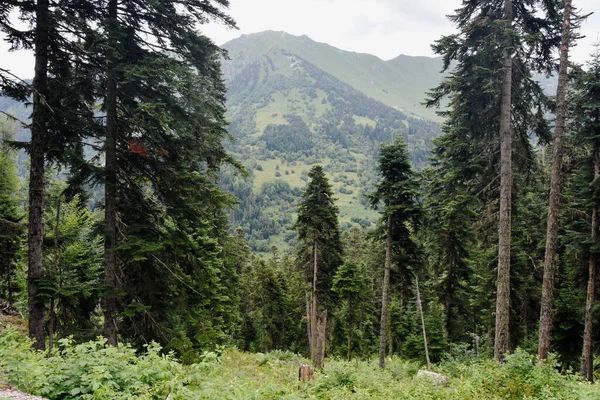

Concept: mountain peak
[[222, 30, 446, 122]]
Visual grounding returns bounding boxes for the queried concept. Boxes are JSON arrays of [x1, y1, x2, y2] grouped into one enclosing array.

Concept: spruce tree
[[1, 0, 100, 350], [0, 120, 23, 307], [332, 261, 370, 360], [426, 0, 563, 361], [539, 0, 581, 360], [569, 46, 600, 381], [50, 0, 239, 346], [294, 165, 342, 367], [369, 136, 420, 368]]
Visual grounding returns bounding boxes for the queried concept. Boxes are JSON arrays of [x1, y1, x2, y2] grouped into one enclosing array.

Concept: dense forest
[[1, 0, 600, 398]]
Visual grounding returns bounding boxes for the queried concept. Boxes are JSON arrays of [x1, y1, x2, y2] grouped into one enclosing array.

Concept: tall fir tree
[[0, 120, 23, 307], [569, 46, 600, 381], [294, 165, 342, 367], [426, 0, 563, 360], [539, 0, 579, 361], [369, 136, 420, 368]]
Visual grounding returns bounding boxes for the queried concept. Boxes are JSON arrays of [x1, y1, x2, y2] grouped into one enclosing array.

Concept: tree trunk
[[104, 0, 119, 346], [306, 294, 312, 354], [310, 241, 318, 365], [314, 310, 327, 368], [538, 0, 572, 361], [48, 198, 61, 353], [444, 287, 451, 340], [494, 0, 514, 362], [7, 254, 12, 307], [379, 215, 392, 368], [416, 277, 431, 371], [580, 148, 599, 382], [347, 314, 352, 361], [28, 0, 50, 351]]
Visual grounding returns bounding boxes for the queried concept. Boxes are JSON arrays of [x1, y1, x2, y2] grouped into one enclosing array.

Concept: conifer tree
[[369, 136, 420, 368], [0, 120, 23, 307], [427, 0, 563, 361], [54, 0, 238, 346], [570, 47, 600, 381], [294, 165, 342, 367], [539, 0, 580, 361], [1, 0, 101, 350], [332, 261, 370, 360]]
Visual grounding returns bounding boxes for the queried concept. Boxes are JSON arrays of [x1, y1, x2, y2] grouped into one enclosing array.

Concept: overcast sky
[[1, 0, 599, 78]]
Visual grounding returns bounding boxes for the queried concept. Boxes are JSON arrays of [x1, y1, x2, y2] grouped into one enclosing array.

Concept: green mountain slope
[[219, 32, 443, 252], [222, 31, 447, 122]]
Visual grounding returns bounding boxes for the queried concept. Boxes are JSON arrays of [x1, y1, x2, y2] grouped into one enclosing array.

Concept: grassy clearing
[[1, 326, 599, 399]]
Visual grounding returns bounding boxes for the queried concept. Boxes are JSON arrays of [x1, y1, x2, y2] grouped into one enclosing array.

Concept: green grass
[[2, 326, 599, 400], [253, 156, 377, 224]]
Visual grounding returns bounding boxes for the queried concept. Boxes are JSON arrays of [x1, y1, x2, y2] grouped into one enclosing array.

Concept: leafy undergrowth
[[0, 327, 598, 399]]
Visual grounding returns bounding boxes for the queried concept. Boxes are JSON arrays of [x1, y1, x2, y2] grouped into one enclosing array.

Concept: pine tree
[[570, 46, 600, 382], [294, 165, 342, 368], [47, 0, 239, 346], [1, 0, 101, 350], [426, 0, 563, 361], [539, 0, 581, 360], [369, 136, 420, 368], [422, 166, 475, 341], [0, 120, 23, 307], [332, 261, 370, 360]]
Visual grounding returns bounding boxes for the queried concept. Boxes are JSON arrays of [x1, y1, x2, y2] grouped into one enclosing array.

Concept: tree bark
[[538, 0, 572, 361], [379, 215, 392, 368], [306, 294, 312, 354], [580, 148, 599, 382], [416, 277, 431, 371], [103, 0, 119, 346], [7, 254, 12, 306], [494, 0, 514, 362], [310, 241, 318, 365], [314, 310, 327, 368], [48, 198, 61, 353], [28, 0, 50, 351], [347, 319, 352, 361]]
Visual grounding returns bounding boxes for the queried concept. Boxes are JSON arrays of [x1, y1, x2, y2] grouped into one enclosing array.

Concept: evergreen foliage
[[294, 165, 343, 310]]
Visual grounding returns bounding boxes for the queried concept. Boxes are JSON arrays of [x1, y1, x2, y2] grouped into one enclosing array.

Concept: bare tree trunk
[[416, 277, 431, 371], [580, 148, 599, 382], [444, 289, 451, 340], [347, 319, 352, 361], [314, 310, 327, 368], [379, 215, 392, 368], [310, 241, 318, 365], [538, 0, 572, 361], [104, 0, 119, 346], [28, 0, 50, 351], [494, 0, 514, 362], [7, 255, 12, 306], [48, 199, 61, 353], [306, 294, 312, 354]]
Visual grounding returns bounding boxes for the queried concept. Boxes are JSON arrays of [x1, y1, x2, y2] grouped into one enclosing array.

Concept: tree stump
[[299, 363, 314, 382]]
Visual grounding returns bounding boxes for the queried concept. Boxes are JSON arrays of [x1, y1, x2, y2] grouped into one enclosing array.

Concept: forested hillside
[[218, 32, 442, 252], [2, 0, 600, 398]]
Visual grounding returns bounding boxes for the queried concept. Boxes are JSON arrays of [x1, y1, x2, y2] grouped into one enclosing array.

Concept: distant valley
[[0, 31, 453, 253], [218, 31, 447, 252]]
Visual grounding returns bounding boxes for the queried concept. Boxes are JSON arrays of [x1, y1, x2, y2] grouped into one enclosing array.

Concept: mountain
[[0, 31, 448, 253], [218, 31, 445, 252], [222, 31, 447, 122]]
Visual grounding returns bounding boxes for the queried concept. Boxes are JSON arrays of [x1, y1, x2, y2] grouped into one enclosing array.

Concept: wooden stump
[[299, 363, 314, 382]]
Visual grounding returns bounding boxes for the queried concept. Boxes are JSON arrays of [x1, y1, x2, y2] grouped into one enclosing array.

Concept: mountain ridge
[[222, 31, 448, 122]]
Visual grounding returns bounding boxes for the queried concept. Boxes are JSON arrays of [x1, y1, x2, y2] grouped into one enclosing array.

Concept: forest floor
[[1, 321, 599, 399]]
